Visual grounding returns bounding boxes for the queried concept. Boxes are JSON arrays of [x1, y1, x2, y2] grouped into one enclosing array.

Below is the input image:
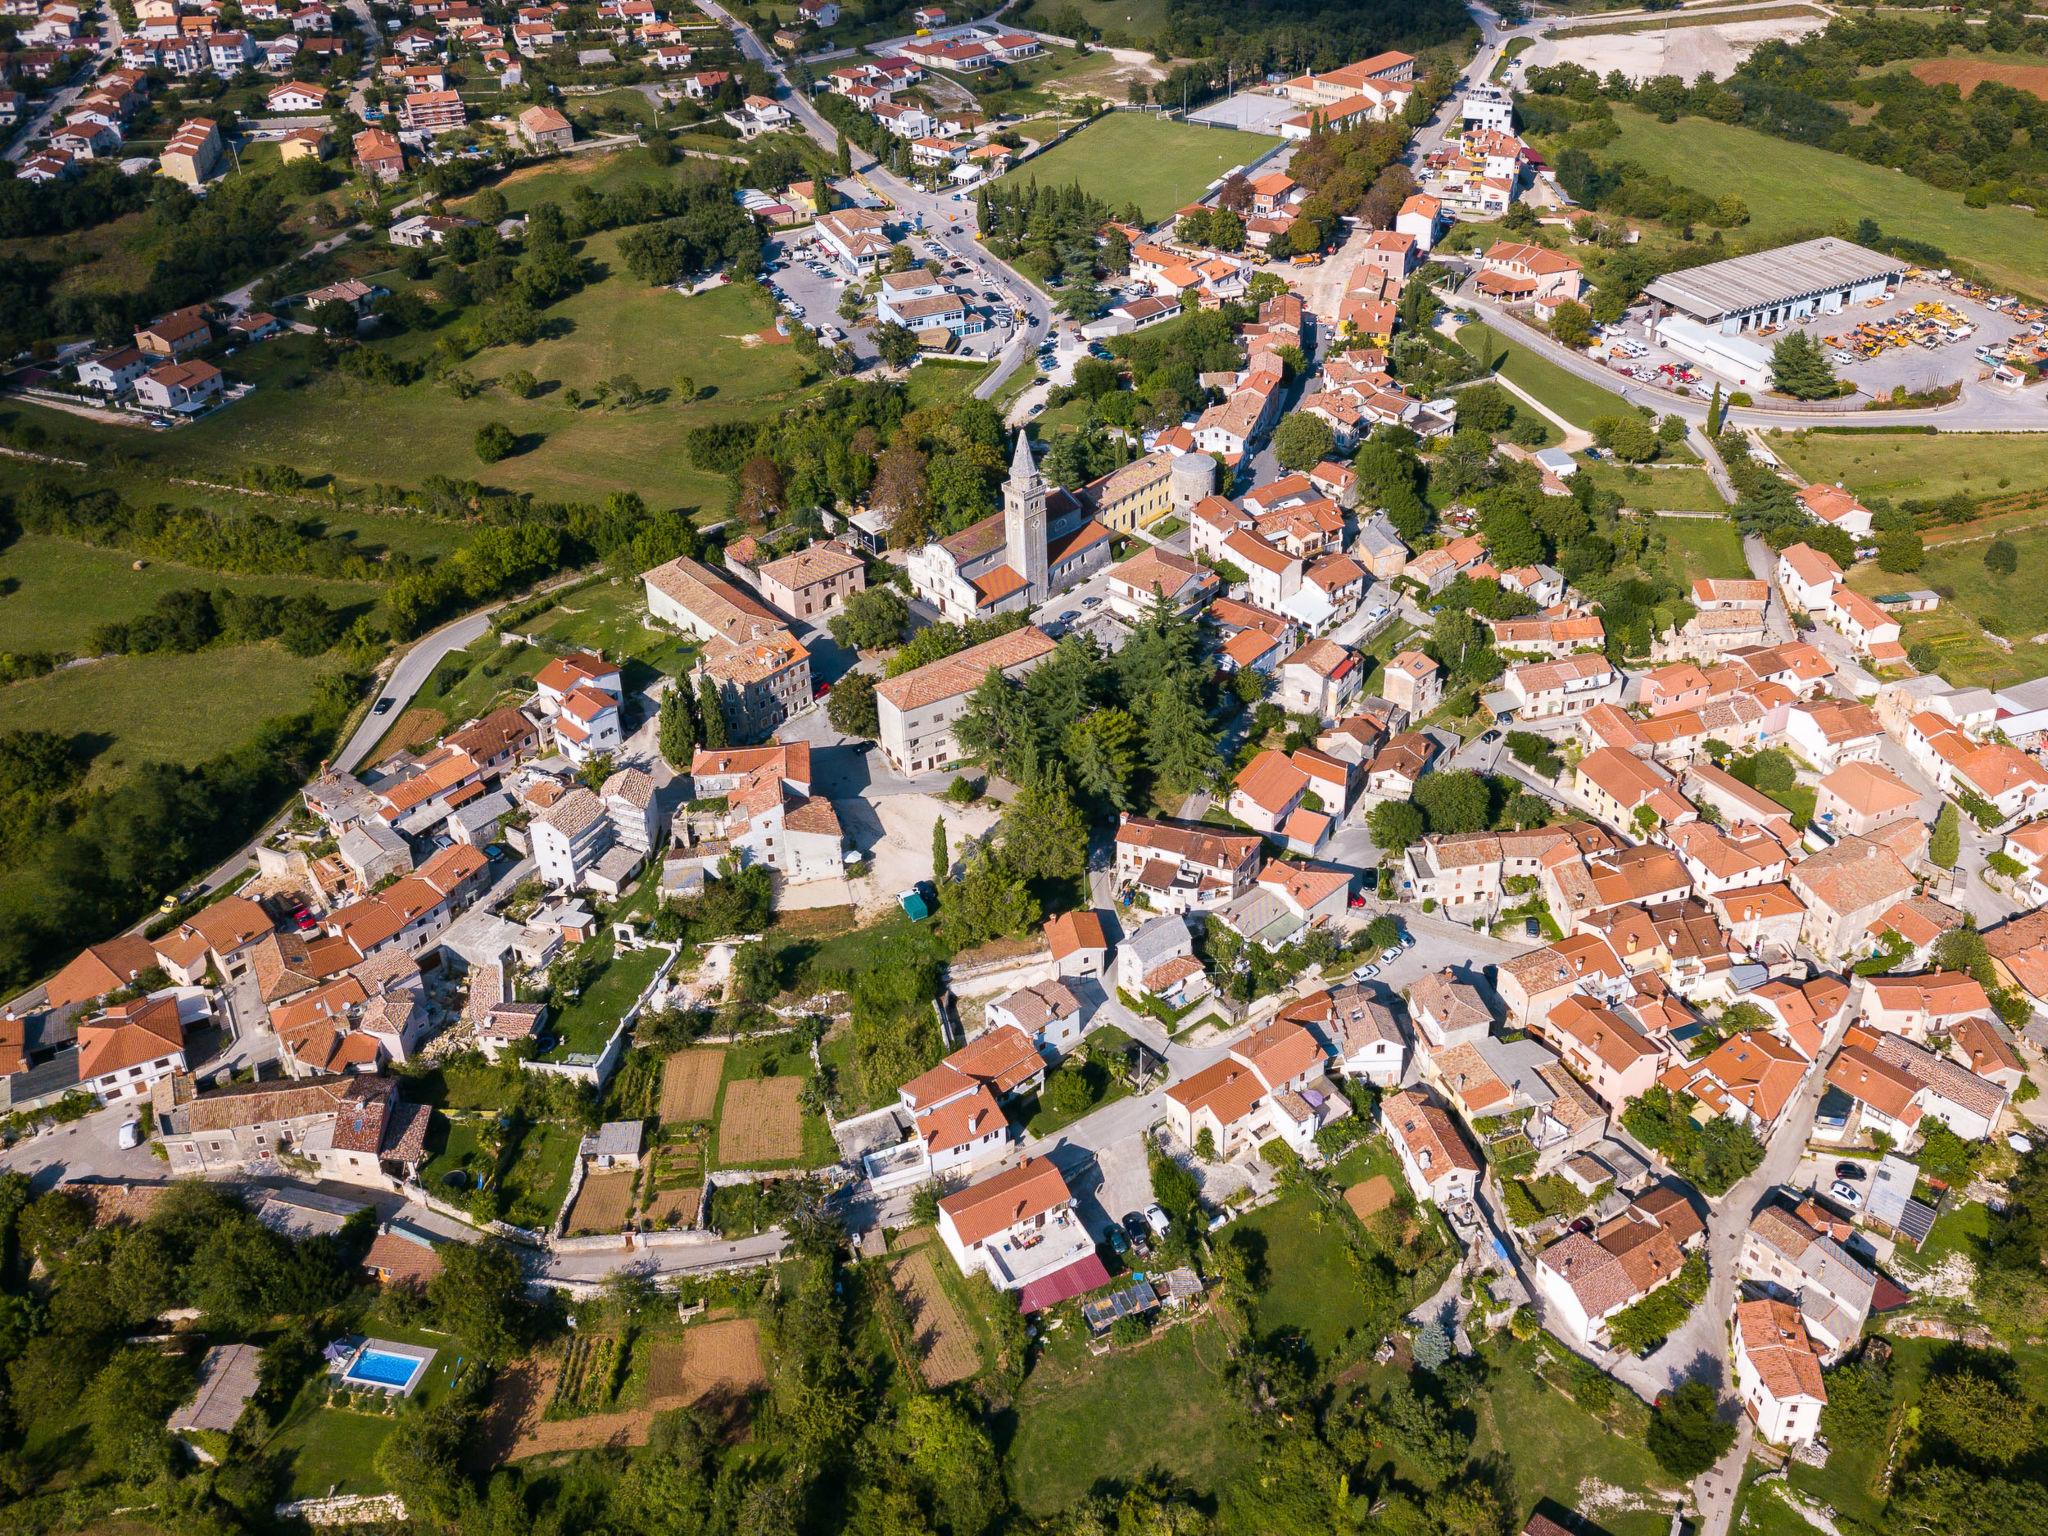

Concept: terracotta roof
[[1383, 1088, 1479, 1176], [1825, 1043, 1922, 1122], [1045, 909, 1108, 959], [77, 995, 184, 1080], [938, 1156, 1071, 1247], [876, 625, 1056, 711], [1233, 749, 1309, 816], [47, 935, 161, 1009]]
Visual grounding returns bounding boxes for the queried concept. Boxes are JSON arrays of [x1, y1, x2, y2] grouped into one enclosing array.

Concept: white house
[[1734, 1298, 1827, 1446], [1381, 1088, 1479, 1204], [935, 1156, 1103, 1307]]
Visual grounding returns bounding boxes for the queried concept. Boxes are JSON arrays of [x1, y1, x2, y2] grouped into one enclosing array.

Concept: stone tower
[[1003, 431, 1048, 602]]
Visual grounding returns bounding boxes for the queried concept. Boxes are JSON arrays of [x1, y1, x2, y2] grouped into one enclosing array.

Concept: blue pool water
[[346, 1349, 425, 1389]]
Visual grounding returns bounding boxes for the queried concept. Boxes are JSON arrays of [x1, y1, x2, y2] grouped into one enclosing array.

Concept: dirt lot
[[889, 1243, 981, 1388], [717, 1076, 805, 1165], [485, 1319, 766, 1461], [1912, 57, 2048, 101], [660, 1048, 725, 1123], [646, 1186, 701, 1225], [1524, 10, 1825, 82], [1344, 1175, 1396, 1222], [565, 1169, 637, 1235], [646, 1318, 767, 1404]]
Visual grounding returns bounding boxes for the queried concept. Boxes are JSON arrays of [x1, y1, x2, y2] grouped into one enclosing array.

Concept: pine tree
[[1705, 381, 1724, 436], [1000, 765, 1088, 882], [1931, 802, 1960, 870], [1769, 332, 1837, 400], [835, 131, 851, 178], [696, 675, 730, 750], [657, 680, 697, 769], [932, 818, 949, 887], [1144, 685, 1218, 800]]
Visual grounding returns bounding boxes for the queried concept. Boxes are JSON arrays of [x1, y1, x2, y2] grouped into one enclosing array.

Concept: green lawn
[[0, 532, 380, 654], [1457, 322, 1628, 431], [1847, 520, 2048, 643], [1771, 428, 2048, 506], [547, 933, 668, 1057], [905, 359, 995, 410], [999, 113, 1280, 223], [4, 236, 809, 515], [0, 644, 335, 791], [1228, 1181, 1398, 1368], [1650, 511, 1749, 588], [266, 1322, 467, 1499], [456, 142, 688, 214], [1595, 106, 2048, 297], [1585, 464, 1728, 516], [1002, 1320, 1253, 1515]]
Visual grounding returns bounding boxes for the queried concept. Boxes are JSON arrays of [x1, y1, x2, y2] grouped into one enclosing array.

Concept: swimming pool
[[340, 1340, 436, 1395]]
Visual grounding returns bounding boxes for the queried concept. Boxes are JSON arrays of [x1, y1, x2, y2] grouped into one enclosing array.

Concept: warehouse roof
[[1644, 237, 1904, 323]]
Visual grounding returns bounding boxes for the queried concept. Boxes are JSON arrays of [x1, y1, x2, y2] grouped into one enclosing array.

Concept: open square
[[661, 1048, 726, 1123], [716, 1077, 805, 1165]]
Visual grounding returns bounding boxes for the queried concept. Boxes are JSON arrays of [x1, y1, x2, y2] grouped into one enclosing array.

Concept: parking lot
[[764, 229, 1023, 366], [1594, 277, 2037, 399], [1188, 88, 1303, 137]]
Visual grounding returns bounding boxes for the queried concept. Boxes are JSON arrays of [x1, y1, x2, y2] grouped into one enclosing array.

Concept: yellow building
[[278, 125, 328, 164], [1085, 450, 1176, 534], [158, 117, 223, 188]]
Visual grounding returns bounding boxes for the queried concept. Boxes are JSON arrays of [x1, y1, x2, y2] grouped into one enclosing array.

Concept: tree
[[1770, 332, 1838, 400], [1000, 767, 1088, 883], [1985, 538, 2018, 577], [1144, 686, 1219, 799], [657, 681, 696, 768], [1909, 641, 1940, 673], [473, 421, 517, 463], [825, 669, 878, 737], [1367, 799, 1425, 852], [1878, 528, 1924, 572], [1043, 1064, 1094, 1117], [1931, 802, 1960, 869], [429, 1240, 529, 1364], [1592, 411, 1658, 463], [1271, 411, 1335, 472], [873, 321, 919, 368], [949, 848, 1039, 944], [1411, 1319, 1452, 1370], [696, 675, 729, 750], [932, 817, 949, 886], [1548, 300, 1593, 349], [1646, 1381, 1736, 1478], [1064, 707, 1140, 810], [1414, 770, 1491, 835], [827, 586, 910, 652]]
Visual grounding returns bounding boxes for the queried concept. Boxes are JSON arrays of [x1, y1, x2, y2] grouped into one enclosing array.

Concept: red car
[[292, 908, 317, 933]]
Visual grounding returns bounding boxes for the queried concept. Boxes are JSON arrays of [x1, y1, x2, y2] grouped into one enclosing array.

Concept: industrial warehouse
[[1643, 237, 1908, 335]]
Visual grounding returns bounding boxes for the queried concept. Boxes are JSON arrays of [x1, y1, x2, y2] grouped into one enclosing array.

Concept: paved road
[[3, 6, 124, 164], [694, 0, 1052, 401]]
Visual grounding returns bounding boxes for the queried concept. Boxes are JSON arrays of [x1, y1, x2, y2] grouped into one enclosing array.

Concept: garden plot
[[888, 1244, 981, 1388], [645, 1318, 767, 1408], [565, 1170, 637, 1236], [717, 1077, 805, 1164], [660, 1047, 725, 1123], [1343, 1175, 1397, 1222]]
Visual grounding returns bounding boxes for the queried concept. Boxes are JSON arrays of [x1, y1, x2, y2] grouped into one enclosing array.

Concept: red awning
[[1016, 1252, 1111, 1315]]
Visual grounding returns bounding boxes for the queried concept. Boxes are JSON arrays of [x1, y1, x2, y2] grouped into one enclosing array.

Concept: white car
[[1352, 963, 1379, 982], [1379, 945, 1401, 963], [116, 1119, 142, 1150], [1143, 1203, 1170, 1236], [1829, 1179, 1862, 1207]]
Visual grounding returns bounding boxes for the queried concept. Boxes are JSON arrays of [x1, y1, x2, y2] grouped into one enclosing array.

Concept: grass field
[[1584, 463, 1727, 515], [1227, 1179, 1398, 1368], [1457, 322, 1628, 430], [0, 644, 335, 790], [1845, 519, 2048, 671], [4, 235, 809, 514], [0, 532, 381, 653], [1595, 106, 2048, 296], [1019, 0, 1169, 41], [1002, 1318, 1252, 1514], [546, 932, 667, 1057], [1651, 512, 1750, 587], [1770, 429, 2048, 506], [999, 113, 1279, 223]]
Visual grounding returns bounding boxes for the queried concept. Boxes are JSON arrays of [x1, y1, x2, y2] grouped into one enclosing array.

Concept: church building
[[906, 434, 1113, 621]]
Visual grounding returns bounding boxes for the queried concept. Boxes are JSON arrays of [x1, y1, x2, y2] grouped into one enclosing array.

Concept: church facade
[[907, 434, 1113, 622]]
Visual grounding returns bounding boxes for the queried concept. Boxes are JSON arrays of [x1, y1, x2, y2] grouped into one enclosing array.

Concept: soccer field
[[1000, 113, 1280, 222], [1595, 107, 2048, 297]]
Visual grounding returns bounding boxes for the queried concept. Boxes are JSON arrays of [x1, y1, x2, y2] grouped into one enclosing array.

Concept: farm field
[[1457, 322, 1627, 430], [887, 1241, 981, 1388], [999, 113, 1279, 223], [3, 235, 809, 515], [1651, 511, 1751, 586], [1594, 107, 2048, 297], [565, 1169, 638, 1235], [1002, 1318, 1252, 1516], [661, 1047, 726, 1123], [1910, 56, 2048, 100], [1769, 428, 2048, 506], [1018, 0, 1169, 42], [0, 644, 335, 792], [1845, 525, 2048, 685], [716, 1076, 805, 1165]]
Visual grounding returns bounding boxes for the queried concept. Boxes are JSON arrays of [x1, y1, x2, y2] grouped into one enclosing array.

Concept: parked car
[[1143, 1204, 1170, 1237], [1352, 963, 1379, 981], [1105, 1224, 1129, 1255], [1379, 946, 1401, 964], [1121, 1211, 1152, 1255], [1830, 1180, 1863, 1207], [1834, 1162, 1865, 1182], [116, 1120, 142, 1150]]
